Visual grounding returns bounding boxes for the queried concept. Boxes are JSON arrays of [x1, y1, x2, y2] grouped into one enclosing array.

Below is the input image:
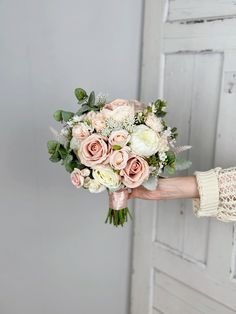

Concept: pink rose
[[128, 100, 146, 113], [72, 123, 90, 141], [104, 99, 145, 112], [85, 111, 96, 122], [110, 148, 129, 170], [104, 99, 130, 110], [102, 99, 134, 122], [109, 130, 130, 147], [71, 168, 84, 188], [91, 112, 106, 132], [79, 134, 111, 167], [102, 106, 134, 122], [103, 99, 145, 112], [120, 154, 149, 188], [102, 99, 146, 122]]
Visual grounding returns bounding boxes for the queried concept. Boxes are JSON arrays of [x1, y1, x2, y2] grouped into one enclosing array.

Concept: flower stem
[[105, 207, 132, 227]]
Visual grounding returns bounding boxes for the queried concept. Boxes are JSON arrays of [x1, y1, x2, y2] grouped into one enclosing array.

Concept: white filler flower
[[130, 124, 160, 157]]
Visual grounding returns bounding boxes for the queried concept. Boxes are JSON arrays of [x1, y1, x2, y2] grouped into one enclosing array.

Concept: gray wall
[[0, 1, 143, 313]]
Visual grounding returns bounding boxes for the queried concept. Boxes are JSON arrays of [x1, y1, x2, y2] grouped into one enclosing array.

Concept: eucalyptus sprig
[[75, 88, 106, 116]]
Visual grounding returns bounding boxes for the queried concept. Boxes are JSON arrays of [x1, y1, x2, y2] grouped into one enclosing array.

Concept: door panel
[[168, 0, 236, 22], [131, 1, 236, 313]]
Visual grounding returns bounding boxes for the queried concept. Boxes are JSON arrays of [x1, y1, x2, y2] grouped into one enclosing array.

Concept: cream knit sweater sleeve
[[193, 167, 236, 222]]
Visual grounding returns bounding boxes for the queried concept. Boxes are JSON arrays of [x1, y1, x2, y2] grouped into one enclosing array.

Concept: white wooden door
[[131, 1, 236, 314]]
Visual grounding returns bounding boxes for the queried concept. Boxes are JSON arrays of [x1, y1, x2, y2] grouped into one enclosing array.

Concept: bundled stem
[[105, 208, 132, 227]]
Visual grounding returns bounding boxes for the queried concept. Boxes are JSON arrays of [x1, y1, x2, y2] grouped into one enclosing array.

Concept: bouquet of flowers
[[47, 88, 191, 227]]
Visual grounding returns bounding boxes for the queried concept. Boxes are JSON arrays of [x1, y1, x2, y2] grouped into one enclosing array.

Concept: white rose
[[130, 125, 160, 157], [88, 179, 106, 193], [93, 166, 121, 190], [70, 137, 81, 151], [145, 113, 163, 133], [80, 168, 91, 177], [83, 177, 92, 189]]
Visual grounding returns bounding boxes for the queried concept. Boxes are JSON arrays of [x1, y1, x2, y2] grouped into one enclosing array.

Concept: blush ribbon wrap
[[109, 189, 129, 211]]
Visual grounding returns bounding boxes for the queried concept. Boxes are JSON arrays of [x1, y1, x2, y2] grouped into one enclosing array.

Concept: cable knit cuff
[[193, 168, 221, 218]]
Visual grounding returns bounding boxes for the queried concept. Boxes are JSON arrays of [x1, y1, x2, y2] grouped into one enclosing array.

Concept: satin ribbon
[[109, 189, 129, 211]]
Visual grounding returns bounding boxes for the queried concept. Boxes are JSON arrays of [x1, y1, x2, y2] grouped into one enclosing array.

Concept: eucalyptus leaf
[[175, 159, 192, 171], [49, 150, 61, 163], [76, 105, 91, 116], [166, 151, 176, 164], [58, 145, 67, 160], [163, 165, 175, 176], [47, 140, 60, 154], [74, 88, 88, 101], [88, 91, 95, 107], [142, 176, 158, 191], [61, 111, 74, 122], [53, 110, 63, 122]]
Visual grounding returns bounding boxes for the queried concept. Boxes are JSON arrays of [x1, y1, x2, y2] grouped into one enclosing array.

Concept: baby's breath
[[122, 117, 135, 132], [101, 127, 111, 137]]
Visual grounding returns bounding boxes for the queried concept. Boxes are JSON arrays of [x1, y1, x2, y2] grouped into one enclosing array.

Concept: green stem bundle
[[105, 208, 132, 227]]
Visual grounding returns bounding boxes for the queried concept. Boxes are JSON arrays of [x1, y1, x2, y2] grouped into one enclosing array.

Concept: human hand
[[128, 176, 199, 201]]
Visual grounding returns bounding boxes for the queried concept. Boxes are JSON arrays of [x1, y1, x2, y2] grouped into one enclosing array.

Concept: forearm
[[157, 176, 199, 200], [129, 176, 199, 200]]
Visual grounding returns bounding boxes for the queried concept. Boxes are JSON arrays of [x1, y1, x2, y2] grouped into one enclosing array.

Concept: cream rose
[[83, 177, 92, 189], [109, 130, 130, 147], [70, 137, 81, 151], [130, 125, 160, 157], [72, 123, 90, 141], [79, 134, 111, 167], [71, 168, 84, 188], [93, 166, 121, 190], [145, 113, 163, 133], [88, 179, 106, 193], [120, 155, 149, 188], [110, 148, 129, 170], [80, 168, 91, 177]]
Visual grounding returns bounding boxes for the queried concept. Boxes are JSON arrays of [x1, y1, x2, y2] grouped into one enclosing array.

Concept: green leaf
[[88, 91, 95, 107], [64, 154, 73, 172], [166, 151, 176, 164], [58, 146, 67, 160], [76, 104, 91, 116], [152, 99, 167, 117], [47, 140, 60, 154], [53, 110, 63, 122], [74, 88, 88, 101], [163, 165, 175, 176], [112, 145, 122, 150], [61, 111, 74, 122], [49, 150, 61, 163], [175, 159, 192, 171], [63, 154, 82, 173]]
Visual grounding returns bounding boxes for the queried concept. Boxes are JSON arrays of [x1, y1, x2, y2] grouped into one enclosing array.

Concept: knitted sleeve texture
[[193, 167, 236, 222]]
